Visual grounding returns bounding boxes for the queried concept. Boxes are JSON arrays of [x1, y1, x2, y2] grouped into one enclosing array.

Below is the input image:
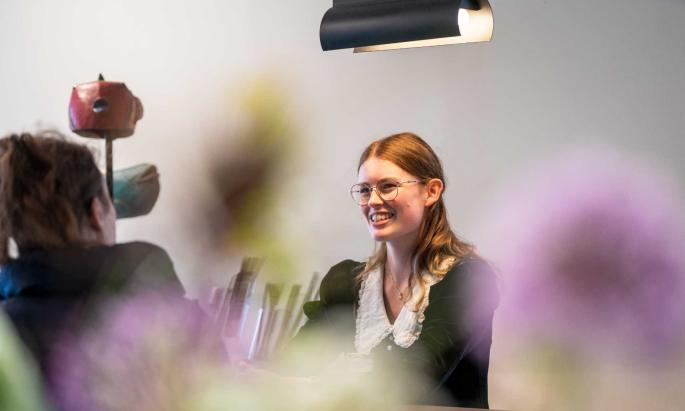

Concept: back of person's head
[[358, 132, 473, 281], [0, 131, 114, 264]]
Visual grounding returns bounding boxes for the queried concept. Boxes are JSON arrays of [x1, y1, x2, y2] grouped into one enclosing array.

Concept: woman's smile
[[369, 210, 396, 226]]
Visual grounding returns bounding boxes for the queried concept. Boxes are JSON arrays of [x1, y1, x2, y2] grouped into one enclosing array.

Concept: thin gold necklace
[[385, 268, 412, 303]]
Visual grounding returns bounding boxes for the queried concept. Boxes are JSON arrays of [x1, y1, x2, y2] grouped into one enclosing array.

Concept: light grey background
[[2, 0, 684, 406]]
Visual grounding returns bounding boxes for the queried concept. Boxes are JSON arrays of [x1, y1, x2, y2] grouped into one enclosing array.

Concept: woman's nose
[[368, 188, 384, 206]]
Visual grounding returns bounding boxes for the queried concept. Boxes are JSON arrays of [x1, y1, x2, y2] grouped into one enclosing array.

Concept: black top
[[291, 256, 499, 408], [0, 242, 186, 383]]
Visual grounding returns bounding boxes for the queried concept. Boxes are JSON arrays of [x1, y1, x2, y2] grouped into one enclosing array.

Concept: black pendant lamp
[[320, 0, 493, 52]]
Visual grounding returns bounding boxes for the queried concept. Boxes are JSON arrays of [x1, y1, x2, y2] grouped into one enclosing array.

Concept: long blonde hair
[[356, 132, 474, 301]]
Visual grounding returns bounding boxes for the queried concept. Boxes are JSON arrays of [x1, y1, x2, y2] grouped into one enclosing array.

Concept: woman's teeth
[[371, 213, 393, 222]]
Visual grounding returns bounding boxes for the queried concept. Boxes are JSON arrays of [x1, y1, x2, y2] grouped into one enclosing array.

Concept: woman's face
[[357, 157, 428, 248]]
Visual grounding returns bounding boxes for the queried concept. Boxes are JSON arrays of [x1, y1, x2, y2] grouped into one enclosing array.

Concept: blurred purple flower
[[487, 148, 685, 359], [47, 289, 407, 411], [50, 290, 227, 411]]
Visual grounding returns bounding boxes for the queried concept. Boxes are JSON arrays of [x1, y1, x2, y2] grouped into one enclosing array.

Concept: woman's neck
[[385, 241, 415, 284]]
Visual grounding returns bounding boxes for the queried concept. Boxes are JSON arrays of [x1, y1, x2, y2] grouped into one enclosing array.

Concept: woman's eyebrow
[[357, 176, 402, 184], [377, 176, 402, 182]]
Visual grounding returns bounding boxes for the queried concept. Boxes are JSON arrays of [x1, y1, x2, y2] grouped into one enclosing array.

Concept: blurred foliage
[[0, 312, 50, 411], [209, 74, 303, 281]]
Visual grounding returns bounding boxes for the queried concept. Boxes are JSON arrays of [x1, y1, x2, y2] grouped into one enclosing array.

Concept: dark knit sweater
[[291, 256, 499, 408]]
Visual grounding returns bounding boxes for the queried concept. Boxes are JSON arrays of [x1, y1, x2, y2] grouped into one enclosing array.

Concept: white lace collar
[[354, 265, 444, 354]]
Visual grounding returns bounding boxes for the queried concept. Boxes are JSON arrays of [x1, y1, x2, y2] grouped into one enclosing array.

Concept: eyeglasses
[[350, 179, 424, 205]]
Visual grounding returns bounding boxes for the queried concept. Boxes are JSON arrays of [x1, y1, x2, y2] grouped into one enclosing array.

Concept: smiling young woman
[[292, 132, 500, 408]]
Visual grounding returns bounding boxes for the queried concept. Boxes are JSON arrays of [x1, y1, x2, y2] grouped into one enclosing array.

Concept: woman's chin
[[369, 228, 392, 242]]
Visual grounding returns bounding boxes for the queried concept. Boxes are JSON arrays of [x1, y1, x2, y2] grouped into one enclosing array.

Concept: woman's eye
[[379, 182, 398, 193], [358, 186, 371, 195]]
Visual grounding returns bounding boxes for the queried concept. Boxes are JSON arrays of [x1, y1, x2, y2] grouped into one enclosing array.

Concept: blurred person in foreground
[[289, 132, 499, 408], [0, 131, 188, 405]]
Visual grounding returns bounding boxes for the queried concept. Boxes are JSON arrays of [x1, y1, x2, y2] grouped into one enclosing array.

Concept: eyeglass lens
[[351, 181, 399, 204]]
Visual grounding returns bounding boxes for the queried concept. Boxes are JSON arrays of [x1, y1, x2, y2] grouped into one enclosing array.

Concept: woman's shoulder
[[433, 254, 499, 305], [102, 241, 186, 296], [319, 259, 365, 305], [448, 254, 497, 279]]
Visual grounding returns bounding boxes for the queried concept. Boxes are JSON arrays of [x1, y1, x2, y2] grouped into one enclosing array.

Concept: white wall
[[2, 0, 685, 405]]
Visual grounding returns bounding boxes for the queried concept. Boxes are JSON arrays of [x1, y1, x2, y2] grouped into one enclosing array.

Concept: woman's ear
[[86, 196, 116, 245], [88, 197, 107, 232], [424, 178, 444, 207]]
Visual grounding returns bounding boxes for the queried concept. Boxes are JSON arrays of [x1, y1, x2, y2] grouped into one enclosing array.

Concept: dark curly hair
[[0, 131, 108, 263]]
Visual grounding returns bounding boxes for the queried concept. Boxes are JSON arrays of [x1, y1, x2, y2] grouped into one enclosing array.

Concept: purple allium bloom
[[486, 148, 685, 360], [51, 290, 227, 411]]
